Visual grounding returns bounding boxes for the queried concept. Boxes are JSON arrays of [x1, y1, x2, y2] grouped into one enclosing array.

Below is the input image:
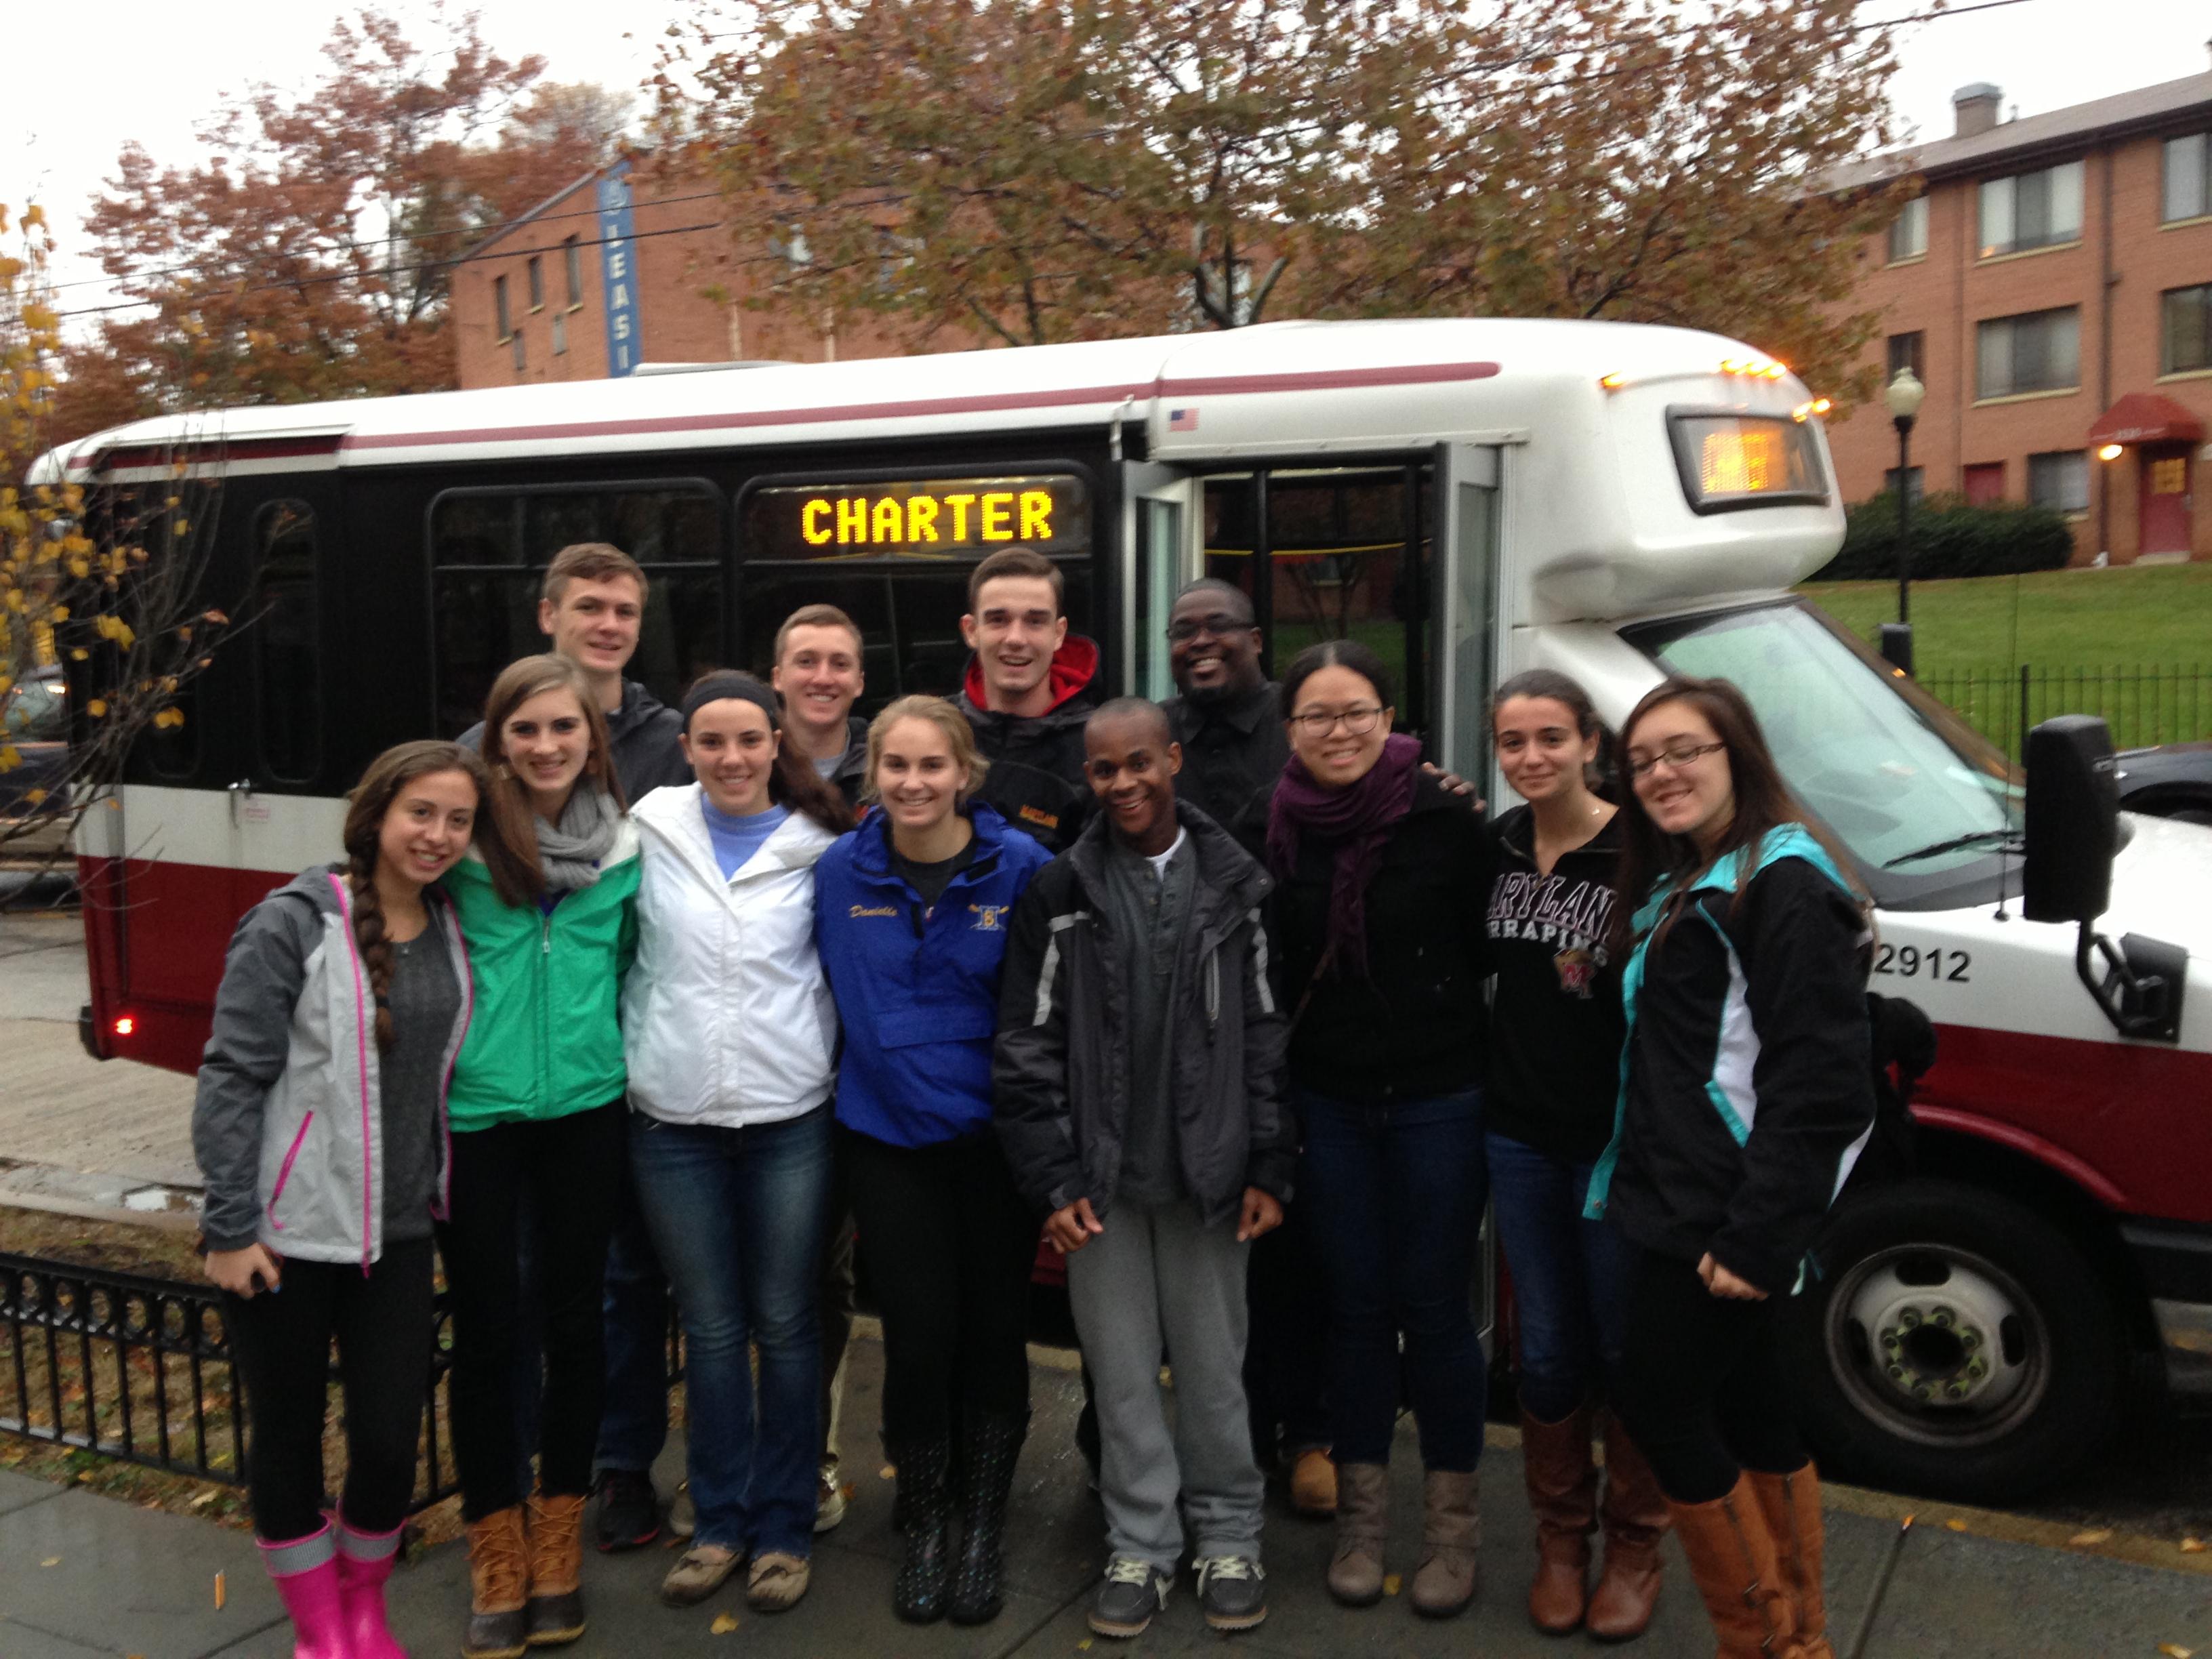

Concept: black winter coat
[[992, 805, 1294, 1225], [1269, 772, 1491, 1104]]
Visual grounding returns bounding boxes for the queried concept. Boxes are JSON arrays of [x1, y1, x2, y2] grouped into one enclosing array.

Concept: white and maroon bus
[[35, 317, 2210, 1501]]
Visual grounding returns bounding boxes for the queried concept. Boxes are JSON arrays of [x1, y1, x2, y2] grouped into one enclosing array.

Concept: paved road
[[2, 1338, 2208, 1659]]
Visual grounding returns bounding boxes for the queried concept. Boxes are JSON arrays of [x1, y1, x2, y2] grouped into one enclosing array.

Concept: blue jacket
[[815, 803, 1052, 1149]]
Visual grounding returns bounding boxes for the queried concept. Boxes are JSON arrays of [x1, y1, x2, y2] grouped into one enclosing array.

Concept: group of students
[[195, 539, 1875, 1659]]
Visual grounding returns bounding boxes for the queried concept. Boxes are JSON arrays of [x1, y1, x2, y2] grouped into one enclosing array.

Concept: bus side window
[[253, 500, 321, 785]]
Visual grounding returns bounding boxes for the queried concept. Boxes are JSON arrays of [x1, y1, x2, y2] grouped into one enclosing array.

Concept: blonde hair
[[864, 695, 989, 806]]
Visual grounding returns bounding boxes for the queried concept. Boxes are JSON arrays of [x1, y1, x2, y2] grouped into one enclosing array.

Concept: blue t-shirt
[[701, 800, 788, 879]]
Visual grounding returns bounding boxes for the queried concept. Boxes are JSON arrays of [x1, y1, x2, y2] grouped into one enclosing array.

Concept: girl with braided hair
[[193, 739, 489, 1659]]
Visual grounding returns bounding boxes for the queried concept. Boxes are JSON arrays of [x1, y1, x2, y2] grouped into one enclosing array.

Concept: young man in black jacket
[[995, 699, 1292, 1639], [958, 547, 1098, 851]]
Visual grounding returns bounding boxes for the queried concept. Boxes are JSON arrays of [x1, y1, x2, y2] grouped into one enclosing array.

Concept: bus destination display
[[1667, 413, 1826, 514], [745, 474, 1090, 560]]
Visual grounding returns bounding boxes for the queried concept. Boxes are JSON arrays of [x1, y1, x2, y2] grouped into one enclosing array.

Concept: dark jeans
[[225, 1237, 435, 1543], [630, 1108, 834, 1558], [1486, 1132, 1632, 1424], [1613, 1246, 1807, 1504], [1298, 1084, 1489, 1472], [1244, 1190, 1332, 1461], [844, 1127, 1035, 1450], [594, 1169, 672, 1475], [437, 1102, 624, 1521]]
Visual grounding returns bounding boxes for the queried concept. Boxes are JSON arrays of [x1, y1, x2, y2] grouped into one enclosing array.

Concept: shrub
[[1811, 491, 2076, 581]]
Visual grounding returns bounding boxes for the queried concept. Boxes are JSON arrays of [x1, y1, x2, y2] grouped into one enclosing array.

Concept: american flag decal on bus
[[1167, 407, 1199, 432]]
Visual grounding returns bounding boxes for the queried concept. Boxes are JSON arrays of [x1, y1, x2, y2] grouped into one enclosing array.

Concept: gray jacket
[[191, 867, 473, 1265], [992, 804, 1294, 1227]]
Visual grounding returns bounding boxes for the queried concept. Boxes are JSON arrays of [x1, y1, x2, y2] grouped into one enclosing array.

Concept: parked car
[[0, 666, 70, 821], [2116, 741, 2212, 825]]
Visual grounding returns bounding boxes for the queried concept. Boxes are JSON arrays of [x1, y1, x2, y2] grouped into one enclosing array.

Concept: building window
[[1975, 307, 2079, 398], [563, 235, 582, 306], [494, 274, 512, 340], [552, 311, 568, 356], [2165, 134, 2212, 222], [1883, 466, 1925, 504], [2161, 283, 2212, 375], [1887, 331, 1925, 383], [1978, 160, 2084, 257], [527, 255, 544, 310], [1963, 462, 2005, 506], [511, 327, 525, 373], [2028, 451, 2089, 513], [1887, 197, 1927, 262]]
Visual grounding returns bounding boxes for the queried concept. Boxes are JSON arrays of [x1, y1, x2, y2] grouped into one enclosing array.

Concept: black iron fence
[[1917, 665, 2212, 755], [0, 1252, 678, 1510]]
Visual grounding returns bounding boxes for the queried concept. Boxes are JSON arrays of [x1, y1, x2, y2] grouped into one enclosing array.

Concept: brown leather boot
[[1520, 1408, 1595, 1634], [524, 1491, 588, 1646], [1326, 1462, 1389, 1606], [1666, 1474, 1796, 1658], [1588, 1413, 1668, 1641], [462, 1507, 529, 1659], [1410, 1469, 1480, 1619], [1749, 1463, 1832, 1658]]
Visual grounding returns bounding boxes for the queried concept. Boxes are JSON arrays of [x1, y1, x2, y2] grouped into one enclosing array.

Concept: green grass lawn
[[1796, 562, 2212, 749], [1796, 561, 2212, 670]]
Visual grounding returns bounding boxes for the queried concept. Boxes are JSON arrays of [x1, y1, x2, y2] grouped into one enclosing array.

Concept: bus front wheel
[[1782, 1179, 2122, 1504]]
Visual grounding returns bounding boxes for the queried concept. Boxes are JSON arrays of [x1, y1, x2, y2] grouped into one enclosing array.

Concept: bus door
[[1123, 464, 1200, 701], [1434, 443, 1503, 790]]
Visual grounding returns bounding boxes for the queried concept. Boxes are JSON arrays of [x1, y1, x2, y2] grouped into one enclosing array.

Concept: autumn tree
[[663, 0, 1905, 398], [52, 9, 635, 447]]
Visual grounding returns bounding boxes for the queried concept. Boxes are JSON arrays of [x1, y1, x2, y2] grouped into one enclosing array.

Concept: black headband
[[680, 671, 781, 733]]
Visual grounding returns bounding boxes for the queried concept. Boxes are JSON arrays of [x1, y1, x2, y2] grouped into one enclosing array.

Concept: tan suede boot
[[1749, 1463, 1832, 1659], [1520, 1408, 1596, 1633], [1587, 1412, 1668, 1641], [1326, 1462, 1389, 1606], [1666, 1474, 1797, 1658], [1409, 1469, 1480, 1619]]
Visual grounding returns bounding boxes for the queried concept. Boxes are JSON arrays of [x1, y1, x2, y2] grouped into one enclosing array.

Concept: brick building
[[449, 160, 940, 388], [1827, 70, 2212, 563]]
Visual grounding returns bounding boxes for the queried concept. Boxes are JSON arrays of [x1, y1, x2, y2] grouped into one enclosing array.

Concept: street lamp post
[[1881, 366, 1927, 675]]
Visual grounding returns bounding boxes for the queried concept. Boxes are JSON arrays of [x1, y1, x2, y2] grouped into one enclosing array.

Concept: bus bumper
[[2123, 1221, 2212, 1399]]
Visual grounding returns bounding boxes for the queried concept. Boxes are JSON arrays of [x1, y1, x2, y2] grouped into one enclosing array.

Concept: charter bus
[[34, 317, 2210, 1503]]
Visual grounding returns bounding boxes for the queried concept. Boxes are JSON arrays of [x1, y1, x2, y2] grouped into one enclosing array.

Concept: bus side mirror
[[2023, 716, 2116, 924], [2025, 715, 2186, 1043]]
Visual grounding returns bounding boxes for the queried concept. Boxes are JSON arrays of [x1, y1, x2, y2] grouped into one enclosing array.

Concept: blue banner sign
[[596, 167, 642, 376]]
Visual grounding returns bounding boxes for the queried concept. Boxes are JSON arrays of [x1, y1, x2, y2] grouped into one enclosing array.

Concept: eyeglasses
[[1289, 705, 1386, 736], [1166, 613, 1251, 642], [1626, 740, 1725, 779]]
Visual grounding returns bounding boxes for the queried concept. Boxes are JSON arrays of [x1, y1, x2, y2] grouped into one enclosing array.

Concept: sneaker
[[746, 1551, 812, 1613], [815, 1462, 848, 1534], [659, 1545, 741, 1607], [1088, 1557, 1170, 1639], [592, 1468, 660, 1553], [668, 1481, 695, 1541], [1195, 1555, 1268, 1631]]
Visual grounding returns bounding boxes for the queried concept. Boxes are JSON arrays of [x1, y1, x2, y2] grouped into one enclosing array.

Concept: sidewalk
[[3, 1336, 2207, 1659]]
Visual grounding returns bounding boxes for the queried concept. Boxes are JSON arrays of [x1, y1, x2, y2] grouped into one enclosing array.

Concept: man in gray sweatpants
[[994, 698, 1296, 1640]]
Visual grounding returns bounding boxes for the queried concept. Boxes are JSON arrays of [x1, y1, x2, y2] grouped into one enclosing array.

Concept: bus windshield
[[1623, 602, 2020, 886]]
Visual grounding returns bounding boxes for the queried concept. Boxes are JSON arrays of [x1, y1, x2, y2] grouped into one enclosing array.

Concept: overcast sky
[[14, 0, 2211, 329]]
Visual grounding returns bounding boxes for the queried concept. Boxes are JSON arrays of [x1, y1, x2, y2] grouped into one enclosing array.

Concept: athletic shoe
[[815, 1462, 848, 1533], [1195, 1555, 1268, 1631], [592, 1469, 660, 1553], [1088, 1557, 1170, 1639]]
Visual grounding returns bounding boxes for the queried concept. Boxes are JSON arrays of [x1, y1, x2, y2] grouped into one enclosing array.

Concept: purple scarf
[[1266, 732, 1422, 977]]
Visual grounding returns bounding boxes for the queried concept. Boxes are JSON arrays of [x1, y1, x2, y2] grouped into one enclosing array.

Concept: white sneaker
[[815, 1462, 847, 1534], [668, 1479, 695, 1540]]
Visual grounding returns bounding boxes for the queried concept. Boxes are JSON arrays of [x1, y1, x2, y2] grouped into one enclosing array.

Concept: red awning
[[2088, 392, 2205, 447]]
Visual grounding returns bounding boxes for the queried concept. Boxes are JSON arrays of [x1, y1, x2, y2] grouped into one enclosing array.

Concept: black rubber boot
[[949, 1410, 1028, 1626], [893, 1434, 956, 1624]]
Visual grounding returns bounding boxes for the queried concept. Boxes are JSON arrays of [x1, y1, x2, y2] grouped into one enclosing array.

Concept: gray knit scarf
[[535, 783, 621, 892]]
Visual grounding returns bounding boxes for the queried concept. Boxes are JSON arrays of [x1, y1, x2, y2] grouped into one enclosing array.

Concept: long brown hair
[[1613, 675, 1860, 953], [476, 655, 628, 907], [342, 741, 492, 1048], [682, 669, 855, 835]]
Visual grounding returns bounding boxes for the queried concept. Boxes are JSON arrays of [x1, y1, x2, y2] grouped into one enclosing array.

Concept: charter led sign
[[745, 476, 1090, 560]]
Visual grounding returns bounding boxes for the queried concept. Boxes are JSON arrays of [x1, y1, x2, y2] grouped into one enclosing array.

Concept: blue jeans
[[629, 1108, 833, 1557], [1486, 1133, 1631, 1424], [1296, 1085, 1488, 1472]]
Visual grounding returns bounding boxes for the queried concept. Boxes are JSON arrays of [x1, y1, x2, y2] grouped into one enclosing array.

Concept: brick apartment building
[[448, 160, 937, 389], [1826, 69, 2212, 564]]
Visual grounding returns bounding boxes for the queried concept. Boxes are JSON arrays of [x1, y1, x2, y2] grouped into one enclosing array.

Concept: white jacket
[[623, 783, 840, 1128]]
